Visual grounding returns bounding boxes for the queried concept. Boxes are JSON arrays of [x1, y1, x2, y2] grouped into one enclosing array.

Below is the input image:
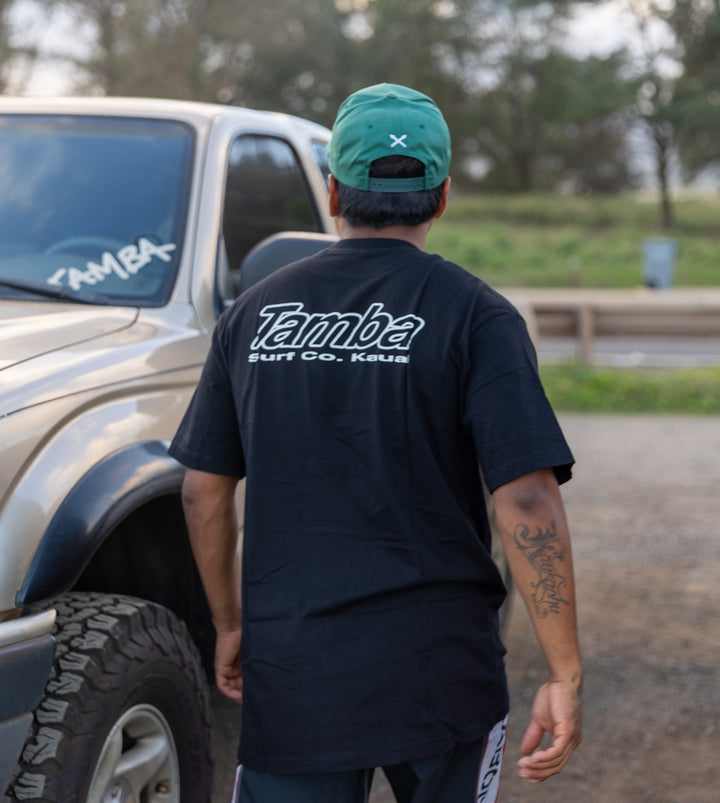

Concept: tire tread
[[6, 592, 212, 802]]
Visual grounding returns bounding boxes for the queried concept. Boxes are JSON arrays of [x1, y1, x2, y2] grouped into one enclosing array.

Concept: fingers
[[519, 718, 544, 757], [215, 627, 243, 704], [217, 669, 244, 704], [215, 652, 244, 704], [518, 732, 577, 783], [517, 679, 582, 782]]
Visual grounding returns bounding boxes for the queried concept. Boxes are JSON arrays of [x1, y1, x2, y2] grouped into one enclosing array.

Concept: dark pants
[[232, 717, 507, 803]]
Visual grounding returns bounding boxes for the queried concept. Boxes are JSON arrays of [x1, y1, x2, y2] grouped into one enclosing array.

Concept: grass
[[425, 192, 720, 413], [540, 364, 720, 414], [427, 192, 720, 288]]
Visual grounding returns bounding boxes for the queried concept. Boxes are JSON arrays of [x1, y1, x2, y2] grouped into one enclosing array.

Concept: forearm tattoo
[[513, 521, 570, 617]]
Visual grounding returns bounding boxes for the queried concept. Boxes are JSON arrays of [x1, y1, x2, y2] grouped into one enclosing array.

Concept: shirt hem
[[237, 705, 510, 774], [484, 449, 574, 493], [168, 441, 245, 478]]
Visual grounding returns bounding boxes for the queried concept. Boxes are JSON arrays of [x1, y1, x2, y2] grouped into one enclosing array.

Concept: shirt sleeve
[[462, 303, 574, 492], [169, 317, 246, 478]]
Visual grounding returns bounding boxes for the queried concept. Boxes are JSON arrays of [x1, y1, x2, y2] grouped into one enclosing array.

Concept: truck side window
[[221, 135, 322, 297], [311, 139, 330, 184]]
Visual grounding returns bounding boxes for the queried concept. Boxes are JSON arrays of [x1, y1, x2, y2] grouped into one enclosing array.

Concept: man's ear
[[433, 177, 451, 219], [328, 174, 340, 217]]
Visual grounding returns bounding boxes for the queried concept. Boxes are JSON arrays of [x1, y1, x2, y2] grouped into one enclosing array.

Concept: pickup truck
[[0, 97, 336, 802]]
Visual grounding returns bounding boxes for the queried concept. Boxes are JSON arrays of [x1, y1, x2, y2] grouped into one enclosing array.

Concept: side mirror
[[237, 231, 338, 295]]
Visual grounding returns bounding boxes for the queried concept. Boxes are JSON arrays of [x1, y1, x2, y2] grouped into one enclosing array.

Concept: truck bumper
[[0, 610, 56, 795]]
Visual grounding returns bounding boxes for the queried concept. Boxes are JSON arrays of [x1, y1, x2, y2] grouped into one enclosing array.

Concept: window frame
[[216, 132, 325, 308]]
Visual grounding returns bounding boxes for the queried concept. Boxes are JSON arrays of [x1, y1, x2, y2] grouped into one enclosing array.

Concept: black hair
[[334, 156, 445, 229]]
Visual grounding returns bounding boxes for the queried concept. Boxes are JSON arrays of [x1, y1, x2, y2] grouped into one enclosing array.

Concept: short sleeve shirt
[[170, 238, 574, 773]]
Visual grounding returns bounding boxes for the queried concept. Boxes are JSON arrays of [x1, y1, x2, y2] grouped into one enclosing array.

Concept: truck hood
[[0, 301, 138, 371]]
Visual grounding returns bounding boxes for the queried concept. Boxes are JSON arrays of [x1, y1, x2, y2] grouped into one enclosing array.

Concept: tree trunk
[[652, 121, 674, 231]]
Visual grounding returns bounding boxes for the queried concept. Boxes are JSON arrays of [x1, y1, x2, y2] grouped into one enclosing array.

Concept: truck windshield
[[0, 115, 193, 307]]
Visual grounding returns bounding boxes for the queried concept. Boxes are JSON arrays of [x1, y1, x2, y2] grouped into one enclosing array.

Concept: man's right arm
[[181, 468, 243, 703]]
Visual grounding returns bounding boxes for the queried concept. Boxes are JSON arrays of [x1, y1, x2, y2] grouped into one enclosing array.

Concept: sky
[[566, 0, 638, 55], [10, 0, 91, 95], [565, 0, 677, 68], [566, 0, 653, 56]]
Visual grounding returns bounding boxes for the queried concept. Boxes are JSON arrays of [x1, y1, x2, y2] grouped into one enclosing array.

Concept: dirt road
[[488, 414, 719, 803], [212, 414, 720, 802]]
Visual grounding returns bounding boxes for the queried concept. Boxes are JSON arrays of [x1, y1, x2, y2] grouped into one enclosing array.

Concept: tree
[[16, 0, 655, 196], [617, 0, 680, 229], [0, 0, 50, 93], [0, 0, 15, 92], [459, 5, 639, 192], [49, 0, 211, 98], [199, 0, 480, 130], [325, 0, 639, 193], [663, 0, 720, 183], [198, 0, 359, 121]]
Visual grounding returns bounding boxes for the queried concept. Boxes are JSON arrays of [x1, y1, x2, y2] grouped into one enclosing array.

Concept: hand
[[517, 676, 582, 783], [214, 627, 243, 704]]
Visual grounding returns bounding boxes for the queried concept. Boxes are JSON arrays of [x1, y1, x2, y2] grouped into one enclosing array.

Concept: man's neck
[[335, 218, 433, 251]]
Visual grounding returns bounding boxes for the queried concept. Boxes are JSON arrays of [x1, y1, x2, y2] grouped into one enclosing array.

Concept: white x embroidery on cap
[[389, 134, 408, 148]]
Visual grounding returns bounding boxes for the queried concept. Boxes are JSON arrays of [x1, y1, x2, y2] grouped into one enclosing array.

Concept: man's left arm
[[181, 468, 243, 703], [492, 467, 582, 783]]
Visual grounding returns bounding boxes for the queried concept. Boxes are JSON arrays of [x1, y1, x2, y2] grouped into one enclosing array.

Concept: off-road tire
[[6, 592, 212, 802]]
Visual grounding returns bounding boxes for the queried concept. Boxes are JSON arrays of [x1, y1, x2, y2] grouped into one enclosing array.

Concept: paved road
[[211, 414, 720, 802], [538, 335, 720, 367]]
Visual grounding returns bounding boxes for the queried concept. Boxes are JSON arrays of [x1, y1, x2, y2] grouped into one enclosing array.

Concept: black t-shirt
[[170, 238, 574, 773]]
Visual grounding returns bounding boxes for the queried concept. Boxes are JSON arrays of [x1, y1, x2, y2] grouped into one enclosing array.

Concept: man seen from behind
[[170, 82, 582, 803]]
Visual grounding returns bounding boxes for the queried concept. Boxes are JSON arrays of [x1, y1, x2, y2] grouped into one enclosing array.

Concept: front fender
[[17, 442, 185, 606]]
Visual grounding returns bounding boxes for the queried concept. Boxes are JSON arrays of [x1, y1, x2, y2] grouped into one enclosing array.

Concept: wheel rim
[[87, 703, 181, 803]]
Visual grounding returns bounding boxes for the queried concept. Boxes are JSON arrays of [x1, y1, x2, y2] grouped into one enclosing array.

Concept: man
[[170, 83, 582, 803]]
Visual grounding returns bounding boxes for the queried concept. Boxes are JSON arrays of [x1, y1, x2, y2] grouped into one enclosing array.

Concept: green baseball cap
[[328, 83, 451, 193]]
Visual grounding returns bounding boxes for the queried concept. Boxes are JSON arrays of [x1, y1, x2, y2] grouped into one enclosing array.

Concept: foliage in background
[[616, 0, 680, 231], [5, 0, 645, 195], [427, 192, 720, 287], [664, 0, 720, 182], [4, 0, 719, 222], [540, 364, 720, 414], [59, 0, 209, 98], [0, 0, 42, 93], [460, 40, 640, 193]]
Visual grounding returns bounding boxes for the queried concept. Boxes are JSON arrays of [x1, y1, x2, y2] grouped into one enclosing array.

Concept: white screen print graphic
[[249, 302, 425, 364], [46, 238, 176, 292]]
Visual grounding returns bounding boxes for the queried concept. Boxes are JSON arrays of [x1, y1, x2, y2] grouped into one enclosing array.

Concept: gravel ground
[[212, 414, 720, 802]]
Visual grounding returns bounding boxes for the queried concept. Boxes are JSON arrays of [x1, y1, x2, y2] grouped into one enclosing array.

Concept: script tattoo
[[513, 521, 570, 617]]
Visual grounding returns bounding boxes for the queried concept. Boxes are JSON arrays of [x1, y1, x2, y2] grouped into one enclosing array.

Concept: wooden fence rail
[[501, 288, 720, 364]]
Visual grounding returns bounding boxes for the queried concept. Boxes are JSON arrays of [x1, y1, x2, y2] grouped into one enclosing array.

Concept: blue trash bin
[[642, 238, 677, 289]]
